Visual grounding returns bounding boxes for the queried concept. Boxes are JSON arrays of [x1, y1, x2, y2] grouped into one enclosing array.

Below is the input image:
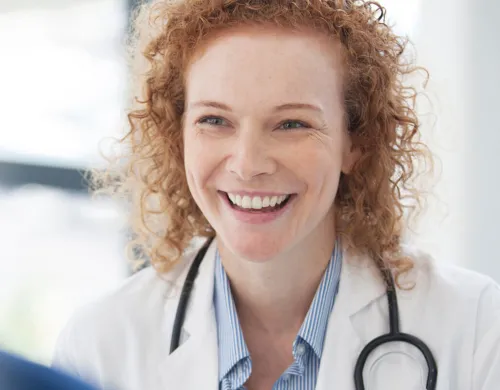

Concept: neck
[[217, 218, 336, 335]]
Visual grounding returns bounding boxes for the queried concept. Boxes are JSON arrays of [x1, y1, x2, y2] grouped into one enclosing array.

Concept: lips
[[226, 192, 292, 210], [219, 190, 295, 224]]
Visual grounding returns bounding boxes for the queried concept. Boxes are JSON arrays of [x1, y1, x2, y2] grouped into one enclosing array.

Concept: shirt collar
[[296, 241, 342, 358], [213, 240, 342, 380], [214, 252, 250, 380]]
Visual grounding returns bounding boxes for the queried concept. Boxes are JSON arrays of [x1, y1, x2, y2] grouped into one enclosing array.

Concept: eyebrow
[[188, 100, 232, 111], [187, 100, 323, 113], [274, 103, 323, 113]]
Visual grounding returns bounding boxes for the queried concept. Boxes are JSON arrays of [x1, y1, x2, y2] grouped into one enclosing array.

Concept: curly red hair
[[94, 0, 432, 287]]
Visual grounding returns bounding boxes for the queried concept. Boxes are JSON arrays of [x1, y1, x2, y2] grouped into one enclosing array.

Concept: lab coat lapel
[[157, 240, 412, 389], [316, 248, 387, 390], [159, 239, 219, 390]]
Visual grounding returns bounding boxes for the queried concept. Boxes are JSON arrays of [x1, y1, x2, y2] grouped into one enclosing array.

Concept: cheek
[[290, 141, 344, 192], [183, 132, 219, 190], [183, 132, 204, 193]]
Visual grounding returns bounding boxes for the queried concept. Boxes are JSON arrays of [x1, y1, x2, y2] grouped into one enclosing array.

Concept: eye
[[279, 120, 310, 130], [197, 116, 228, 126]]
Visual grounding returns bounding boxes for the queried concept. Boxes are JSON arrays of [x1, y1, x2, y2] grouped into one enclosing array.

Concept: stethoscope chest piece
[[353, 273, 437, 390], [364, 349, 427, 389], [170, 238, 438, 389]]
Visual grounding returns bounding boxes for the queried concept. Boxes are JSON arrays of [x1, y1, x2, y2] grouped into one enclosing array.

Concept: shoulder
[[403, 246, 499, 302], [401, 247, 500, 345], [405, 249, 500, 384], [51, 245, 200, 385], [60, 266, 173, 334]]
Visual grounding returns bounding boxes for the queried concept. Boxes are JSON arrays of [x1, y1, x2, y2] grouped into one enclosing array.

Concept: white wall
[[409, 0, 468, 267], [465, 0, 500, 281], [409, 0, 500, 281]]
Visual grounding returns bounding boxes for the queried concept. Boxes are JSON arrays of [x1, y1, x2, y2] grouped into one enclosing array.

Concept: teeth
[[227, 193, 290, 209], [251, 196, 262, 209], [242, 196, 252, 208]]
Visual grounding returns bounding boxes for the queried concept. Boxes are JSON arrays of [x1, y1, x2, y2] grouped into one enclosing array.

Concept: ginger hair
[[93, 0, 432, 287]]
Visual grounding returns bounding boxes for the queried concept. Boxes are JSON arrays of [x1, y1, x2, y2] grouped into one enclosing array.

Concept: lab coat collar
[[183, 239, 218, 334], [315, 248, 401, 390], [339, 247, 387, 315], [159, 239, 219, 389], [159, 239, 387, 389], [157, 238, 219, 335]]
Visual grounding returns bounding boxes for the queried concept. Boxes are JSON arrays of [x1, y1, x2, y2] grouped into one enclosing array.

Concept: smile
[[226, 192, 292, 211], [218, 191, 296, 225]]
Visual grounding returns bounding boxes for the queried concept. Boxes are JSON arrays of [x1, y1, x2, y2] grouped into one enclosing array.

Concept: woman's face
[[183, 25, 356, 262]]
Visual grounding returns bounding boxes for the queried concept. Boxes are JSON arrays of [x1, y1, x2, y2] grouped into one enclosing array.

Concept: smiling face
[[183, 25, 356, 262]]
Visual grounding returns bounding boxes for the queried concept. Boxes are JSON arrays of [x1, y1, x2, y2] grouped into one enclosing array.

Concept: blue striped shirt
[[213, 243, 342, 390]]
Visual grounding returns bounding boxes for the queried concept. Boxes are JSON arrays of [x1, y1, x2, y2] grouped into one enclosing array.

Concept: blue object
[[0, 350, 97, 390], [214, 241, 342, 390]]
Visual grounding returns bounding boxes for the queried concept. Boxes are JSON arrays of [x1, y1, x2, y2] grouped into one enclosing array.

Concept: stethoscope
[[169, 237, 438, 389]]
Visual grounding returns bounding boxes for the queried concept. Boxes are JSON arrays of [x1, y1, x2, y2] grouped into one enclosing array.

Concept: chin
[[221, 232, 287, 263]]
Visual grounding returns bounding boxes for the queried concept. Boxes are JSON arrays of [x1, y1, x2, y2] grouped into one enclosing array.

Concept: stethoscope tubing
[[170, 237, 438, 389]]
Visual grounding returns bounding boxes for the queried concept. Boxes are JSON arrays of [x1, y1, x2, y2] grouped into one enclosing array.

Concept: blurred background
[[0, 0, 498, 366]]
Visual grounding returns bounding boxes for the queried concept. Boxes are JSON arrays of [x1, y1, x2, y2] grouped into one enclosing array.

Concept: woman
[[52, 0, 500, 389]]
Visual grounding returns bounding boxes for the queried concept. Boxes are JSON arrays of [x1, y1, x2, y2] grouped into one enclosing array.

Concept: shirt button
[[282, 374, 291, 381], [296, 343, 306, 356]]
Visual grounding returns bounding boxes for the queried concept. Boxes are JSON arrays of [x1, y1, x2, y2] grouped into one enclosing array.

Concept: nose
[[226, 127, 277, 181]]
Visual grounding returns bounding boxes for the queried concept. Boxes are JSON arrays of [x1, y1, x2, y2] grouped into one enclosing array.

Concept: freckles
[[187, 151, 215, 190], [184, 166, 196, 192], [296, 136, 335, 165]]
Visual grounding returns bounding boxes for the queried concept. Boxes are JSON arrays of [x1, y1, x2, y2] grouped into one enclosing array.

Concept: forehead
[[184, 25, 345, 109]]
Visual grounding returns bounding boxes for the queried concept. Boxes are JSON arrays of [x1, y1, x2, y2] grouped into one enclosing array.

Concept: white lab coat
[[52, 240, 500, 390]]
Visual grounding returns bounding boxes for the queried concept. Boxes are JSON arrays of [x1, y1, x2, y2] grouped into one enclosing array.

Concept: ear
[[341, 133, 361, 174]]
